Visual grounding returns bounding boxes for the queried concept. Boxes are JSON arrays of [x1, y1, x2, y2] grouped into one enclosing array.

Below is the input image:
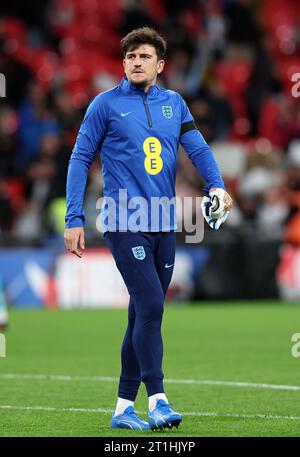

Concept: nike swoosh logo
[[165, 263, 174, 269], [121, 112, 132, 117]]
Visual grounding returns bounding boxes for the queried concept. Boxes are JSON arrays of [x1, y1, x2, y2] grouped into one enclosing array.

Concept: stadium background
[[0, 0, 300, 438], [1, 0, 300, 308]]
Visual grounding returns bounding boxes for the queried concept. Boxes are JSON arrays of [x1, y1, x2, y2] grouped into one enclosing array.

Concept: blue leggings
[[105, 231, 176, 400]]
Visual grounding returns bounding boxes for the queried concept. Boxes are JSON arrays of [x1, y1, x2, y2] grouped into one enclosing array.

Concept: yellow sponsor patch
[[143, 137, 163, 175]]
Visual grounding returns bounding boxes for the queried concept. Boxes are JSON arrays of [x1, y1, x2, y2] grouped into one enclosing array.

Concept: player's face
[[123, 44, 164, 91]]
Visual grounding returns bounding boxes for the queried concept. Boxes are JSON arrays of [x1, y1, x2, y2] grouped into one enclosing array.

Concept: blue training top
[[65, 77, 225, 232]]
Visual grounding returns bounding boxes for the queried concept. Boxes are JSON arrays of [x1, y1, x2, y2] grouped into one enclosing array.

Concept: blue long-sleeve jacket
[[65, 77, 225, 231]]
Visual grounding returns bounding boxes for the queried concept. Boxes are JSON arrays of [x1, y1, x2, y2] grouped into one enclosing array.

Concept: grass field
[[0, 302, 300, 437]]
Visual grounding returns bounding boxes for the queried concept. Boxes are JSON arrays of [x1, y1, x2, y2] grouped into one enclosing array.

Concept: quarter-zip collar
[[120, 77, 160, 97]]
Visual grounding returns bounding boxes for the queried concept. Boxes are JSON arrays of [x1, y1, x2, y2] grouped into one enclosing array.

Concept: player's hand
[[64, 227, 85, 258], [210, 188, 233, 212]]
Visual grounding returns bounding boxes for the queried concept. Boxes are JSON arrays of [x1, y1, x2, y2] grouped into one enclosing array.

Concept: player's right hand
[[64, 227, 85, 258]]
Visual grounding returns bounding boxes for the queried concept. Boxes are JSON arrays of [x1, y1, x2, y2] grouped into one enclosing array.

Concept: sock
[[114, 397, 134, 416], [148, 393, 168, 412]]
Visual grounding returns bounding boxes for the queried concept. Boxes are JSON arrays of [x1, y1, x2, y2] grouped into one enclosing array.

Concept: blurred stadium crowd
[[0, 0, 300, 245]]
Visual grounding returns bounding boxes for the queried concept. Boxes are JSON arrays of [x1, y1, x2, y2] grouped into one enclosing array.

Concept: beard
[[131, 78, 147, 89]]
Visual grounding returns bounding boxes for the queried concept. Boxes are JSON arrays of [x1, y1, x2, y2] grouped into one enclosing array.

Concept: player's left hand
[[201, 188, 233, 230], [210, 187, 233, 213]]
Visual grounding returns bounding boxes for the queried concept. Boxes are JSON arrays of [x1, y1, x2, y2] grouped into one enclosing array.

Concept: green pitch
[[0, 302, 300, 437]]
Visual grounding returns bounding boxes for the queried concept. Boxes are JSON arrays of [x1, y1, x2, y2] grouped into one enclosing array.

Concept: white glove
[[209, 188, 226, 219], [201, 194, 229, 230]]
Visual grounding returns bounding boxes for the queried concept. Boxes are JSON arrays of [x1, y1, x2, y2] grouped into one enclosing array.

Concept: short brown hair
[[121, 27, 167, 60]]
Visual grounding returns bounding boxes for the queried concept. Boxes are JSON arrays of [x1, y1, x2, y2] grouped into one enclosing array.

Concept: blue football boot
[[110, 406, 149, 430], [148, 399, 182, 431]]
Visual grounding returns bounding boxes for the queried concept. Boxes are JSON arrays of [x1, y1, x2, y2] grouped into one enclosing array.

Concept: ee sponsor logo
[[143, 137, 163, 175]]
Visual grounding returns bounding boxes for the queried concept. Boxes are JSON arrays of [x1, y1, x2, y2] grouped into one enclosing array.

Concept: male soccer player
[[64, 27, 233, 431]]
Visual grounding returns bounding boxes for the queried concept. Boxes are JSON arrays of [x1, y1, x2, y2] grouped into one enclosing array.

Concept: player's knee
[[142, 291, 164, 321]]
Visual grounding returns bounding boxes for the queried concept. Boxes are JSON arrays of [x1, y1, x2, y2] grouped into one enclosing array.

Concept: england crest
[[132, 246, 146, 260], [161, 105, 173, 119]]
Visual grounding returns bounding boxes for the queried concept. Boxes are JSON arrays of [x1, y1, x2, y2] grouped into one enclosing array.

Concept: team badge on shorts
[[161, 106, 173, 119], [132, 246, 146, 260]]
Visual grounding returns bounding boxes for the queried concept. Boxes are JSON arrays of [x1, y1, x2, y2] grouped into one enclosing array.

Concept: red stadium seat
[[2, 17, 27, 42], [2, 178, 25, 213], [214, 59, 253, 120], [261, 0, 300, 58]]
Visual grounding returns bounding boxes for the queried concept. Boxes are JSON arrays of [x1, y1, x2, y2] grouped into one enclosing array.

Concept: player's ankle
[[114, 397, 135, 416], [148, 393, 168, 411]]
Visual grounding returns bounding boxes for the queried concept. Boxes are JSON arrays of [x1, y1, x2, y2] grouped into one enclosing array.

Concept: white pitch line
[[0, 374, 118, 382], [0, 405, 112, 414], [0, 405, 300, 421], [0, 373, 300, 392]]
